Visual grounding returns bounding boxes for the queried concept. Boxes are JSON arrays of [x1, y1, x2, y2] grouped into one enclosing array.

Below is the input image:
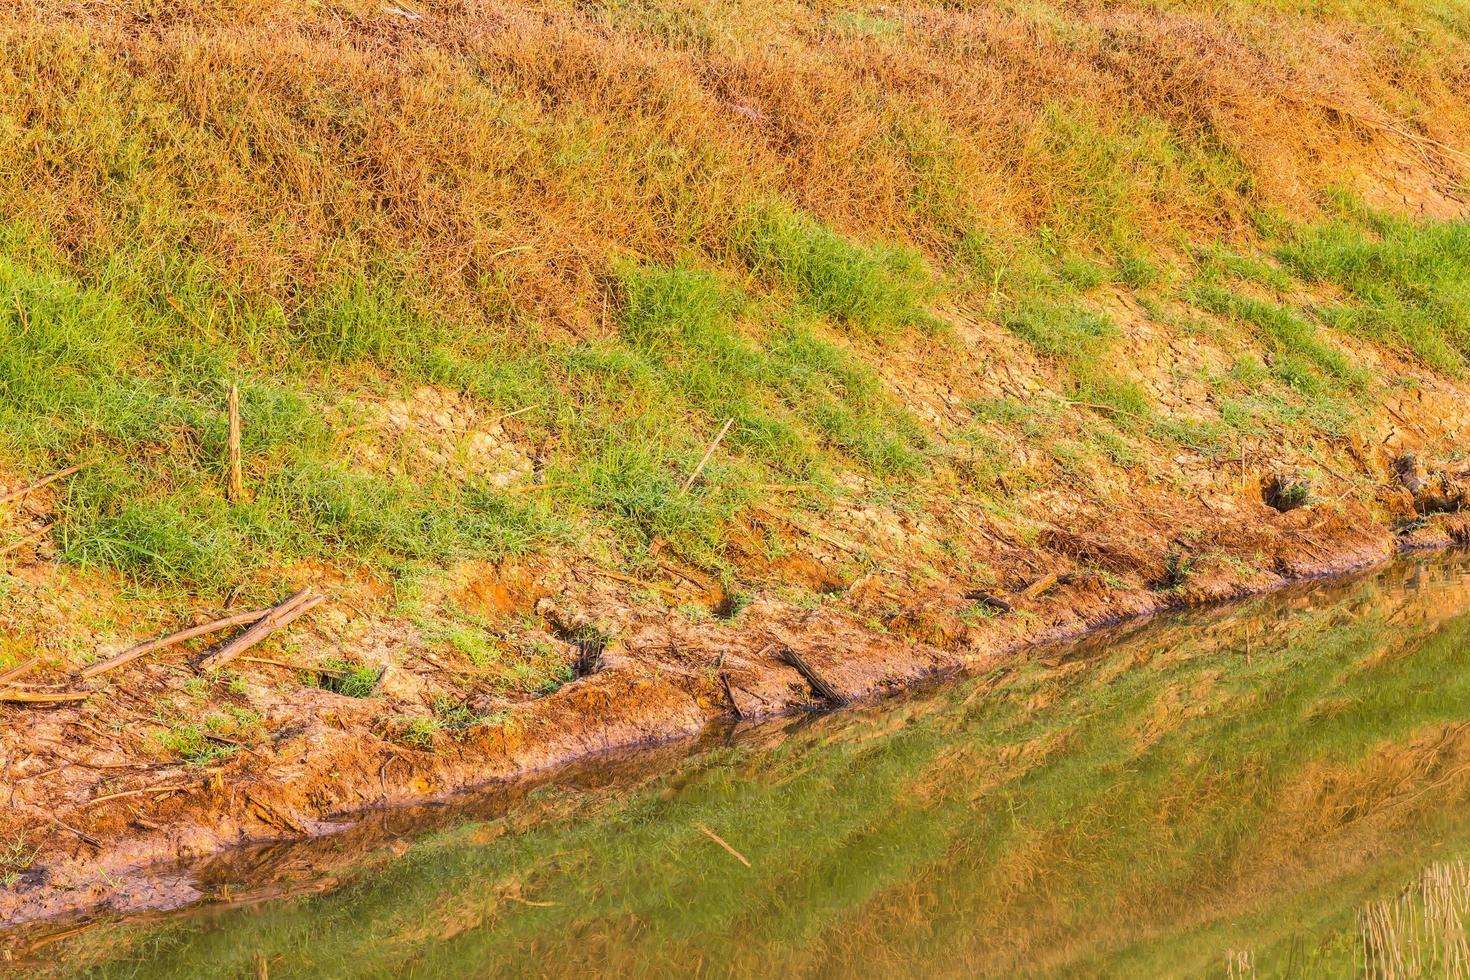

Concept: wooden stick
[[81, 784, 195, 808], [227, 384, 244, 503], [0, 462, 93, 508], [697, 823, 752, 867], [1021, 572, 1060, 599], [966, 591, 1013, 613], [0, 658, 39, 686], [775, 646, 846, 706], [82, 607, 273, 679], [719, 672, 744, 720], [0, 690, 90, 704], [680, 418, 733, 495], [39, 811, 101, 849], [197, 590, 323, 673]]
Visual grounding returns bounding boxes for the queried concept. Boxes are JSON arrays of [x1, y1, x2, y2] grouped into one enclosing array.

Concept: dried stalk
[[697, 823, 751, 867], [227, 383, 244, 503], [680, 418, 733, 495]]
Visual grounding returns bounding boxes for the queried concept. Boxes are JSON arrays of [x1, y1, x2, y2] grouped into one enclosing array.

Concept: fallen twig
[[81, 783, 196, 808], [245, 791, 307, 834], [775, 646, 846, 706], [681, 417, 734, 495], [197, 590, 324, 672], [1021, 572, 1060, 599], [588, 567, 666, 592], [0, 690, 90, 705], [82, 607, 276, 679], [0, 462, 93, 509], [965, 591, 1013, 613], [719, 672, 744, 720], [39, 811, 101, 849], [0, 658, 39, 686], [697, 823, 752, 867]]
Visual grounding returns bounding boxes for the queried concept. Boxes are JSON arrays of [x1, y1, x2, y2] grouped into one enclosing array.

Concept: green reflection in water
[[31, 554, 1470, 978]]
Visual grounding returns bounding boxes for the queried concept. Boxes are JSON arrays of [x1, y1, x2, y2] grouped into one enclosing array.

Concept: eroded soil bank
[[2, 488, 1468, 933], [11, 544, 1470, 977]]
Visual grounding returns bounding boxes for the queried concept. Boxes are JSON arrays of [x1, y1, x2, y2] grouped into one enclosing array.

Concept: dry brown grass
[[0, 0, 1465, 329]]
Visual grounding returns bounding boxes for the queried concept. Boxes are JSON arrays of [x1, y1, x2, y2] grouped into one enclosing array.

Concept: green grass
[[731, 203, 936, 335], [0, 834, 36, 890], [154, 708, 261, 766], [0, 189, 1465, 599], [0, 236, 563, 589], [1025, 102, 1253, 252], [1190, 284, 1368, 391], [1002, 297, 1151, 416], [394, 697, 515, 750], [1277, 204, 1470, 374], [313, 659, 382, 699], [1194, 245, 1295, 293]]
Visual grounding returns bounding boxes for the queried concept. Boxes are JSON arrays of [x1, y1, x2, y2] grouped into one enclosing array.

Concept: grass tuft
[[732, 203, 935, 335]]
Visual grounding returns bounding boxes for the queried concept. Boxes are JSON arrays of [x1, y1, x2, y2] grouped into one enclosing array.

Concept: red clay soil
[[1, 482, 1467, 931]]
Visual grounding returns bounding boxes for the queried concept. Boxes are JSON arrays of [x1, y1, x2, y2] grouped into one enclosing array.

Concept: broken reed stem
[[197, 590, 324, 673], [775, 646, 846, 706], [680, 417, 733, 495], [489, 402, 543, 427], [227, 383, 244, 503], [81, 607, 274, 679], [0, 461, 93, 509]]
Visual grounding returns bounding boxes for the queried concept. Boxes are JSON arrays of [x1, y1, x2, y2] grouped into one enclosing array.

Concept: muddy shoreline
[[2, 502, 1466, 937]]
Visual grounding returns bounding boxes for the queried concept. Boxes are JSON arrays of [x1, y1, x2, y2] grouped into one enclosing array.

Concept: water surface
[[14, 553, 1470, 978]]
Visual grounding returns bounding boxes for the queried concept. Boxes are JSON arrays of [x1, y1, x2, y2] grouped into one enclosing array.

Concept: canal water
[[12, 552, 1470, 978]]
